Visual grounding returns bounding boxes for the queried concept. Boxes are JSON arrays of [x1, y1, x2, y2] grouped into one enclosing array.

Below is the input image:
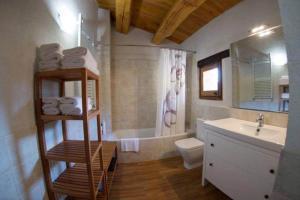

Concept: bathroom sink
[[203, 118, 287, 152], [239, 124, 281, 137]]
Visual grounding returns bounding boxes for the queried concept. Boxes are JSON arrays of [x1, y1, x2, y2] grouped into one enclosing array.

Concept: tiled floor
[[110, 157, 231, 200]]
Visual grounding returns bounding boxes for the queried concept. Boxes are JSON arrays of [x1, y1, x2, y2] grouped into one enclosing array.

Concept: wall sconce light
[[57, 7, 78, 34], [258, 30, 274, 37], [251, 25, 266, 33], [272, 52, 287, 66]]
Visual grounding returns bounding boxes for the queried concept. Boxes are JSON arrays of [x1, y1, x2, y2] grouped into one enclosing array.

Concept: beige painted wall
[[180, 0, 288, 129], [0, 0, 109, 199]]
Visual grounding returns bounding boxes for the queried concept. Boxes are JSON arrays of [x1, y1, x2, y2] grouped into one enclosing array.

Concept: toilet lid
[[175, 138, 204, 150]]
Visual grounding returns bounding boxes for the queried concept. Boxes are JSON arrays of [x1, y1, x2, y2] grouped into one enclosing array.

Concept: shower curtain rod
[[94, 42, 197, 54]]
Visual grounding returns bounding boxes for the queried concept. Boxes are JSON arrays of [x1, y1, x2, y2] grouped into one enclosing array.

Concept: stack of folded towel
[[59, 97, 93, 116], [38, 43, 62, 71], [42, 97, 60, 115], [61, 47, 99, 74], [42, 96, 92, 116]]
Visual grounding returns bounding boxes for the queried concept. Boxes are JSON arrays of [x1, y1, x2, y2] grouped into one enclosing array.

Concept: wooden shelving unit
[[34, 68, 111, 200]]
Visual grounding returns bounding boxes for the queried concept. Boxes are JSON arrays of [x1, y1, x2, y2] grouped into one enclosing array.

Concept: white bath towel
[[279, 75, 289, 85], [39, 52, 62, 62], [61, 56, 97, 70], [59, 96, 90, 105], [59, 97, 92, 115], [42, 104, 57, 110], [42, 97, 59, 107], [281, 93, 289, 99], [62, 51, 98, 72], [59, 104, 82, 115], [39, 43, 61, 59], [59, 104, 92, 115], [121, 138, 139, 152], [43, 107, 60, 115], [39, 59, 60, 70], [63, 47, 87, 57]]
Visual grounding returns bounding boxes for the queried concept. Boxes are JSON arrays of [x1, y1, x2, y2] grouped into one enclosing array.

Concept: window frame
[[197, 49, 230, 100], [199, 61, 223, 100]]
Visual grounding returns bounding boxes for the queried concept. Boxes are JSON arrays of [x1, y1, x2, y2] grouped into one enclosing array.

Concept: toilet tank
[[196, 118, 206, 140]]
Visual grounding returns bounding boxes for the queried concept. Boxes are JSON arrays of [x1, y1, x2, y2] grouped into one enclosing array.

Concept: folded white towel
[[39, 59, 60, 69], [59, 96, 84, 105], [42, 104, 57, 110], [59, 104, 92, 115], [39, 43, 61, 58], [61, 49, 98, 74], [121, 138, 139, 152], [40, 52, 62, 62], [63, 47, 87, 57], [281, 93, 289, 99], [59, 104, 82, 115], [43, 107, 60, 115], [59, 97, 92, 115], [279, 75, 289, 85], [42, 97, 59, 106], [61, 56, 97, 69]]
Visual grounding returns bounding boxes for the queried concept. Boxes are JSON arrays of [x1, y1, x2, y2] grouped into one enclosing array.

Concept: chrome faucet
[[256, 113, 264, 128]]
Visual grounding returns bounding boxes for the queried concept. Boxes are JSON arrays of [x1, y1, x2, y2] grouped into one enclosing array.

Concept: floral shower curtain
[[155, 48, 186, 137]]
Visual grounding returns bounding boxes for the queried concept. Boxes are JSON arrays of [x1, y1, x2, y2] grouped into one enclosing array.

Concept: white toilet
[[175, 119, 205, 169]]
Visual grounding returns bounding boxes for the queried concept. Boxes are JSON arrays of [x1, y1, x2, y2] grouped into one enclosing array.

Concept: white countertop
[[203, 118, 287, 153]]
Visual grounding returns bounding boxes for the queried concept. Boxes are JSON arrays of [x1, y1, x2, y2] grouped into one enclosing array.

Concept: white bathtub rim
[[104, 132, 189, 141]]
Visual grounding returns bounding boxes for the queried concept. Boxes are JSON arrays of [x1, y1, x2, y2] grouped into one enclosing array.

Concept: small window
[[198, 50, 229, 100], [199, 62, 222, 100]]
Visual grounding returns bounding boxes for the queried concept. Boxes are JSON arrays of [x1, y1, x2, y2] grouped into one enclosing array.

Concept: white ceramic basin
[[204, 118, 287, 152], [240, 123, 281, 137]]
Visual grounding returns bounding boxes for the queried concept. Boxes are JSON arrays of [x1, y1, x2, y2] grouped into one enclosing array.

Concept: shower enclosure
[[108, 45, 193, 163]]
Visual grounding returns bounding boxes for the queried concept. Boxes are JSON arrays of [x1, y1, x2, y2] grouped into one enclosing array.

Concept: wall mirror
[[231, 26, 289, 113]]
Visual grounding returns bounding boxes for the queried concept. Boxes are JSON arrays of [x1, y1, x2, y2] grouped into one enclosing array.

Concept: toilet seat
[[175, 137, 204, 150]]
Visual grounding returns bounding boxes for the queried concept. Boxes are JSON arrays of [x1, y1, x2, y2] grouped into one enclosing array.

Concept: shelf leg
[[60, 80, 70, 168], [35, 76, 57, 200], [82, 70, 97, 200], [37, 123, 57, 200]]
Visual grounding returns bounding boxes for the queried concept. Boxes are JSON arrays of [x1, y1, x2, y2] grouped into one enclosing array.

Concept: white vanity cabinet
[[203, 129, 281, 200]]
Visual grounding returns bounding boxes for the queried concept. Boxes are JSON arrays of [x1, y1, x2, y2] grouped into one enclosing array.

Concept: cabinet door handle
[[209, 163, 213, 167], [264, 194, 269, 199], [269, 169, 275, 174], [210, 143, 214, 147]]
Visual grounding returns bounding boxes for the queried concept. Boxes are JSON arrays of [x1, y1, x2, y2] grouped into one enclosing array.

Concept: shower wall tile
[[111, 48, 159, 130], [230, 108, 288, 128]]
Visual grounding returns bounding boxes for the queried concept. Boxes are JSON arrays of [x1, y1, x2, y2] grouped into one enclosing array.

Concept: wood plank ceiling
[[97, 0, 242, 44]]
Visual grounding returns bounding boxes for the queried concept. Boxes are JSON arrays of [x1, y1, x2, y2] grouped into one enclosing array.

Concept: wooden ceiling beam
[[152, 0, 207, 44], [115, 0, 132, 33]]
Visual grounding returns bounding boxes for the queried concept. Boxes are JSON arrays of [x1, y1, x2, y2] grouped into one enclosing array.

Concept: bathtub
[[104, 128, 189, 163]]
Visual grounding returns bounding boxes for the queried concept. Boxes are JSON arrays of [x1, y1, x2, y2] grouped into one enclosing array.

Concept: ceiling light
[[251, 25, 266, 33]]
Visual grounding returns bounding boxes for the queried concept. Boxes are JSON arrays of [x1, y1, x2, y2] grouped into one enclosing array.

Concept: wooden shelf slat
[[46, 141, 102, 163], [41, 110, 100, 122], [65, 142, 117, 200], [36, 68, 99, 81], [53, 165, 104, 198]]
